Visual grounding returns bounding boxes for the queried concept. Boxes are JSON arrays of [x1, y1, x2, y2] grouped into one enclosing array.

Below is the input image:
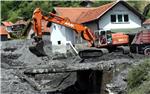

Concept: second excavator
[[29, 8, 130, 59]]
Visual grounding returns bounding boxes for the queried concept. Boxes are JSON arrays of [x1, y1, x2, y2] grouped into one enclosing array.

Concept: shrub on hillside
[[127, 59, 150, 94]]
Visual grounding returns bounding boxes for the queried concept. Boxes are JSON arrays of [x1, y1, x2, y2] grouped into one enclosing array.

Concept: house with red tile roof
[[0, 26, 11, 41], [1, 20, 28, 33], [11, 20, 27, 31], [50, 1, 144, 46], [1, 21, 14, 32]]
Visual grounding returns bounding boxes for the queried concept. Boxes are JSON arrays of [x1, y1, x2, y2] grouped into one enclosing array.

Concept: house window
[[124, 14, 129, 22], [111, 15, 116, 22], [54, 25, 56, 30], [118, 15, 123, 22], [111, 14, 129, 23], [58, 41, 61, 45]]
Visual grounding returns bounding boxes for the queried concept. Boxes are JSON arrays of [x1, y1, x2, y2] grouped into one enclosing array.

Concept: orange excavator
[[29, 8, 129, 58]]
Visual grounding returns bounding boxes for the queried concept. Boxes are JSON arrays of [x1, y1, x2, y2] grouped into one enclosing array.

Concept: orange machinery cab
[[111, 32, 129, 45], [94, 30, 129, 47]]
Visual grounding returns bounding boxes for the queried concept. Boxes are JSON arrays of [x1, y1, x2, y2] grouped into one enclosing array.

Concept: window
[[110, 14, 129, 23], [124, 15, 129, 22], [111, 15, 116, 22], [54, 25, 56, 30], [58, 41, 61, 45], [118, 15, 123, 22]]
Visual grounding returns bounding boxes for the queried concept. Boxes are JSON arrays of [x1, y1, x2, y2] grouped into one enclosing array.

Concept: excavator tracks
[[78, 46, 131, 59], [79, 48, 109, 59], [117, 46, 130, 54]]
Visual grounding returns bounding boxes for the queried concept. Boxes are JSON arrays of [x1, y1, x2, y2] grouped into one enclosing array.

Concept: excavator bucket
[[29, 36, 52, 57], [29, 40, 47, 57]]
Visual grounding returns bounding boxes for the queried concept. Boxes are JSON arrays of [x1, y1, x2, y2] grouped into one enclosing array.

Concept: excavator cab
[[94, 30, 112, 47]]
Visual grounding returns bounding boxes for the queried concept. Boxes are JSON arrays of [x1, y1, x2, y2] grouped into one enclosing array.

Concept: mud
[[1, 39, 77, 94], [1, 39, 149, 94]]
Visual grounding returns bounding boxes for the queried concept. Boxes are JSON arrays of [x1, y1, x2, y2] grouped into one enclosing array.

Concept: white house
[[50, 1, 144, 52]]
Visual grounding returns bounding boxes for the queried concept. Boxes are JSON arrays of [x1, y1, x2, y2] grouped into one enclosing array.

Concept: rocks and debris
[[1, 68, 46, 94], [106, 69, 128, 94], [1, 40, 77, 94], [1, 39, 149, 94]]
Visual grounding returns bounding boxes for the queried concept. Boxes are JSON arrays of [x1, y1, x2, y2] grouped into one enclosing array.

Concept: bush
[[127, 59, 150, 94]]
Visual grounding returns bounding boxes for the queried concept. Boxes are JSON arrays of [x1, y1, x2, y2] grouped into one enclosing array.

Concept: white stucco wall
[[50, 23, 76, 53], [99, 3, 142, 30], [51, 23, 75, 46], [51, 23, 66, 45], [65, 27, 75, 44]]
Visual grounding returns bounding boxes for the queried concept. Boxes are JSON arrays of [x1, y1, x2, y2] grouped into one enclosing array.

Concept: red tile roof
[[54, 1, 144, 23], [54, 2, 114, 23], [143, 19, 150, 24], [54, 7, 95, 22], [76, 2, 114, 23], [0, 26, 9, 35], [2, 21, 13, 26]]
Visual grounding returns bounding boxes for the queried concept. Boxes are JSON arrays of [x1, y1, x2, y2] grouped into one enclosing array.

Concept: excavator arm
[[32, 8, 95, 46]]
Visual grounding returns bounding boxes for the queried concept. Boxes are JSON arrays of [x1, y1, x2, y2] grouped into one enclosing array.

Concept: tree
[[127, 0, 150, 18], [143, 4, 150, 18], [92, 1, 112, 7], [1, 1, 82, 22]]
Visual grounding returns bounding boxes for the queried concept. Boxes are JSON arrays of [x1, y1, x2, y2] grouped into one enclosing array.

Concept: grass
[[127, 59, 150, 94]]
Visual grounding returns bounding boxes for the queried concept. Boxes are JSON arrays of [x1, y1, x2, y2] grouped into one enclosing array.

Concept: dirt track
[[1, 39, 149, 94]]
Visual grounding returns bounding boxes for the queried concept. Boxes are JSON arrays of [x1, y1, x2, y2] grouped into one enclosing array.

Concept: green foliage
[[9, 29, 26, 39], [127, 1, 150, 18], [1, 1, 149, 22], [7, 10, 20, 22], [92, 1, 112, 7], [1, 1, 82, 22], [127, 1, 143, 12], [127, 59, 150, 94], [128, 81, 150, 94], [146, 11, 150, 18]]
